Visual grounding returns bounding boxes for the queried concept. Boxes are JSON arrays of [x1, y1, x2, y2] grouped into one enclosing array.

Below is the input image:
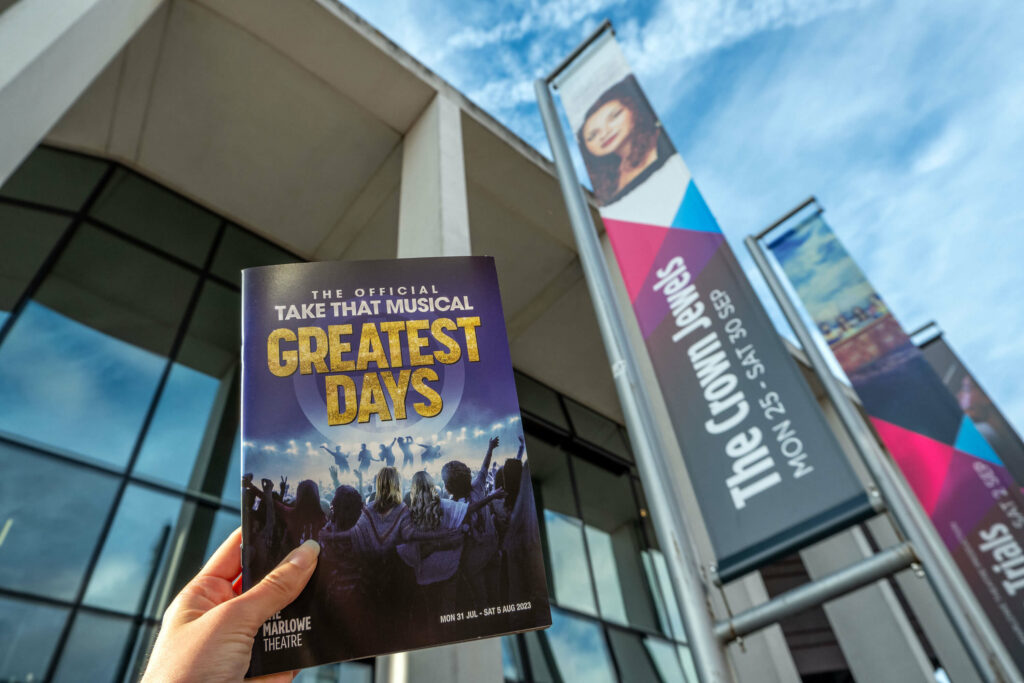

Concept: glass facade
[[503, 376, 696, 682], [0, 146, 693, 682]]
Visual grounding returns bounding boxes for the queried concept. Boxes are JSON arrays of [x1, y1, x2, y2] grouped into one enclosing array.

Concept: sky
[[343, 0, 1024, 436]]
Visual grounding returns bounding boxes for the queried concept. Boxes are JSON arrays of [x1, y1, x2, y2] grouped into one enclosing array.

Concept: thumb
[[229, 539, 320, 632]]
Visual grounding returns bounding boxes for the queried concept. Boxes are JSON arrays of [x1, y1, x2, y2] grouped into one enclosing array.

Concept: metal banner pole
[[535, 77, 732, 683], [745, 233, 1017, 683]]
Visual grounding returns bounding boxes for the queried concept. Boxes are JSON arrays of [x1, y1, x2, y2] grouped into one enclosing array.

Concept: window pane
[[52, 611, 134, 683], [544, 510, 597, 615], [607, 627, 661, 682], [0, 203, 69, 314], [573, 457, 660, 632], [564, 398, 631, 461], [219, 429, 243, 505], [0, 443, 119, 600], [134, 281, 238, 488], [294, 661, 374, 683], [132, 361, 220, 488], [210, 224, 299, 287], [677, 645, 698, 682], [501, 635, 525, 682], [514, 371, 568, 430], [0, 595, 68, 682], [0, 147, 108, 210], [644, 638, 690, 682], [525, 434, 596, 615], [83, 485, 180, 614], [90, 169, 220, 266], [544, 608, 617, 683], [126, 500, 238, 618], [0, 225, 197, 468]]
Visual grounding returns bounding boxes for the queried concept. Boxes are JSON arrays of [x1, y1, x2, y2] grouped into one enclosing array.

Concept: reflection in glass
[[573, 457, 659, 632], [140, 280, 241, 495], [0, 146, 108, 210], [646, 550, 685, 642], [522, 629, 557, 683], [563, 398, 631, 460], [0, 302, 166, 468], [211, 224, 299, 287], [51, 611, 133, 683], [677, 645, 698, 682], [644, 637, 689, 682], [0, 224, 197, 468], [295, 661, 374, 682], [90, 169, 220, 267], [501, 635, 525, 682], [203, 508, 242, 563], [0, 595, 67, 683], [220, 429, 243, 505], [84, 486, 179, 613], [545, 607, 616, 683], [607, 627, 661, 682], [514, 371, 569, 429], [585, 525, 629, 625], [133, 361, 219, 488], [0, 204, 69, 313], [0, 442, 118, 600], [543, 509, 597, 616]]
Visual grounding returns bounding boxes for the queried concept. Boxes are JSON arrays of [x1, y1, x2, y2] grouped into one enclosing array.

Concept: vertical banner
[[554, 34, 871, 582], [919, 332, 1024, 487], [769, 214, 1024, 667]]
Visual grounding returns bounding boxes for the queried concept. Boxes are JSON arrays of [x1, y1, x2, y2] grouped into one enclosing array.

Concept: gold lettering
[[457, 317, 481, 362], [406, 320, 433, 366], [267, 328, 298, 377], [325, 375, 357, 425], [380, 370, 412, 420], [379, 321, 406, 367], [358, 373, 392, 423], [298, 327, 329, 375], [431, 318, 461, 364], [356, 323, 390, 370], [328, 324, 354, 372], [411, 367, 442, 417]]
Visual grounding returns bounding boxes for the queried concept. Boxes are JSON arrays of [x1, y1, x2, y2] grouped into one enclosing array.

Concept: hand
[[141, 529, 320, 683], [261, 478, 274, 494], [329, 465, 338, 478], [279, 476, 289, 496], [488, 436, 499, 451]]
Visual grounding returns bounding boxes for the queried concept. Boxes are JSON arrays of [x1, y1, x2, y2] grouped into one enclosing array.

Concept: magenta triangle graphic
[[871, 417, 955, 516], [604, 218, 672, 303], [930, 447, 1015, 549]]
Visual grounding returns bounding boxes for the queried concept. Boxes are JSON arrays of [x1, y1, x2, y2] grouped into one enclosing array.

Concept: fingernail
[[287, 540, 320, 569]]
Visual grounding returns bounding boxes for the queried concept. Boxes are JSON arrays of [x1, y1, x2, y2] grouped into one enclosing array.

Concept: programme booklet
[[240, 257, 551, 677]]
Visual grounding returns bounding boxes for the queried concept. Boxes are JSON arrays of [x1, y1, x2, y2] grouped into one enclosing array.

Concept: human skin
[[140, 528, 320, 683], [581, 99, 634, 158]]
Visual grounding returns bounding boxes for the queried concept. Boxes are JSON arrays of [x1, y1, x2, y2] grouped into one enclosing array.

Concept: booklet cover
[[240, 257, 551, 677]]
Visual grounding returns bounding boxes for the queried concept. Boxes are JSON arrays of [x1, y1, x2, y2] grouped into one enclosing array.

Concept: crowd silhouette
[[242, 434, 545, 657]]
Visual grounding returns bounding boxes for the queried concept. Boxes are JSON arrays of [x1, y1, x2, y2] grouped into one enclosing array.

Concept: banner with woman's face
[[553, 33, 872, 582]]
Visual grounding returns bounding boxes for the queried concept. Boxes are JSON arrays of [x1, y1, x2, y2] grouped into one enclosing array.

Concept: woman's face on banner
[[582, 99, 634, 158]]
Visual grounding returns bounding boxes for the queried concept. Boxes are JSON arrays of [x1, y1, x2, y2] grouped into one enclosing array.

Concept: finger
[[229, 540, 320, 631], [198, 527, 243, 581]]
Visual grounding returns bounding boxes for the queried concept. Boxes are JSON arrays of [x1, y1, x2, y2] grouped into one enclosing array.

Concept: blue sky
[[344, 0, 1024, 435]]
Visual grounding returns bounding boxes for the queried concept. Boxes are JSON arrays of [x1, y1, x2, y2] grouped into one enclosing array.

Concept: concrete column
[[799, 527, 935, 682], [0, 0, 163, 185], [397, 92, 471, 258], [380, 90, 501, 683]]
